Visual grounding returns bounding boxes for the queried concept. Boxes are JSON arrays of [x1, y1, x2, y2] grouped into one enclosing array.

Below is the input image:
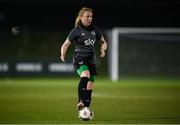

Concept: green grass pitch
[[0, 78, 180, 124]]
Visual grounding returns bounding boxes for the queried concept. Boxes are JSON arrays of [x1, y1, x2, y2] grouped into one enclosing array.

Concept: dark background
[[0, 0, 180, 77], [0, 0, 180, 29]]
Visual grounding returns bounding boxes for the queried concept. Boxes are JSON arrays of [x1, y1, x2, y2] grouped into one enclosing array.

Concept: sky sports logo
[[84, 38, 96, 48]]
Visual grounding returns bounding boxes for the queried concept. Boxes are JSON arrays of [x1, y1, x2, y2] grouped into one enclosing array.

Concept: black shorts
[[73, 54, 97, 76]]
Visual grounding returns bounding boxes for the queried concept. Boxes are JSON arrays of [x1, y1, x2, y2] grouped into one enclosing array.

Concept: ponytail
[[75, 16, 81, 27]]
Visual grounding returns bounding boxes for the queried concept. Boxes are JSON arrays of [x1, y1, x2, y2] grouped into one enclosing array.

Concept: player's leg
[[84, 75, 96, 107], [76, 65, 90, 110], [83, 64, 97, 107]]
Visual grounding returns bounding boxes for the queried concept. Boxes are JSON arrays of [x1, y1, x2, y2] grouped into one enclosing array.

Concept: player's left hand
[[61, 55, 65, 62], [100, 49, 105, 58]]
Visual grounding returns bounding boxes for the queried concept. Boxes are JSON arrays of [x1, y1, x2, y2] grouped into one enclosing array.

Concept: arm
[[60, 39, 71, 62], [100, 36, 107, 58]]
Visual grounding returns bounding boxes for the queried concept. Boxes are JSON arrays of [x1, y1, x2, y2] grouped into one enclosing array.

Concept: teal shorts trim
[[77, 65, 89, 76], [76, 64, 97, 82]]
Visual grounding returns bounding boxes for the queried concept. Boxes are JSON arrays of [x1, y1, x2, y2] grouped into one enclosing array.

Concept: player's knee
[[87, 82, 94, 90], [80, 70, 90, 78]]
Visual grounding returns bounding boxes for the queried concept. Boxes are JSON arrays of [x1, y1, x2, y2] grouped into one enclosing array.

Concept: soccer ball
[[78, 107, 94, 121]]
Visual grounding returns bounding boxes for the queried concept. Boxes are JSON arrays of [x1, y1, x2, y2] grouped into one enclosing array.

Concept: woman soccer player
[[60, 7, 107, 110]]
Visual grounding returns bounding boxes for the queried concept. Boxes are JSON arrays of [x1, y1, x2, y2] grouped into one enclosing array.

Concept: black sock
[[83, 90, 92, 107], [78, 77, 89, 102]]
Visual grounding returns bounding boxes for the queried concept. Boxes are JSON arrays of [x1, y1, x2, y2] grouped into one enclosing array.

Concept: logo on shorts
[[78, 61, 83, 65]]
